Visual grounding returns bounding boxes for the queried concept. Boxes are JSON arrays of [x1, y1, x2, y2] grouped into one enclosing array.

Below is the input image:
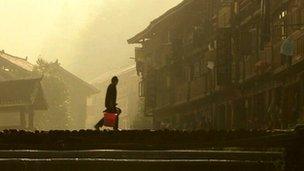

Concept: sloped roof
[[0, 78, 48, 111], [50, 63, 99, 95], [0, 51, 34, 71], [128, 0, 195, 44], [91, 65, 136, 84]]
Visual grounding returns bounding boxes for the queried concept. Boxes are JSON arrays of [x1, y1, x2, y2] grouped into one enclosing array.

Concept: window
[[279, 10, 288, 39], [272, 9, 288, 42]]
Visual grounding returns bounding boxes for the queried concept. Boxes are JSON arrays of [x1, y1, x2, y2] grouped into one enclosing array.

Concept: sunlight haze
[[0, 0, 182, 81]]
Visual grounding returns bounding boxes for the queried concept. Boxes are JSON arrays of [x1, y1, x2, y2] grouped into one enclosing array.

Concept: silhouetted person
[[95, 76, 121, 130]]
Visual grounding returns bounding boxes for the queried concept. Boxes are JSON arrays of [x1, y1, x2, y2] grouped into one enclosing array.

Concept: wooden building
[[129, 0, 213, 130], [231, 0, 304, 129], [0, 50, 35, 81], [48, 62, 99, 130], [129, 0, 304, 130], [0, 78, 47, 130], [0, 50, 42, 129], [0, 51, 98, 130]]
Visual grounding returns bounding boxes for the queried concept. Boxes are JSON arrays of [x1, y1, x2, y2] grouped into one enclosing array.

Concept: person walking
[[95, 76, 121, 130]]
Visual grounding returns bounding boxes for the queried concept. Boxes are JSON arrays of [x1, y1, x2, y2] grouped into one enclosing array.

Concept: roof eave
[[127, 0, 194, 44]]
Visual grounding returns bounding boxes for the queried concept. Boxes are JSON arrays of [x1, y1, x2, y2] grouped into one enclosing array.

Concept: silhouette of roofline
[[50, 62, 99, 94], [0, 50, 34, 71], [128, 0, 194, 44], [91, 65, 136, 84]]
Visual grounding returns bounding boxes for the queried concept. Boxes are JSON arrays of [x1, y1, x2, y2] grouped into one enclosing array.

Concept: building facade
[[128, 0, 304, 130], [49, 62, 99, 130]]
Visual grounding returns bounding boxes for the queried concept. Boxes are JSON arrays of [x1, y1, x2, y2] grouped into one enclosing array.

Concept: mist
[[0, 0, 182, 81]]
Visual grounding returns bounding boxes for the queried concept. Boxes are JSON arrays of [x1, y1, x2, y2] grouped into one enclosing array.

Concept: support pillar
[[28, 108, 35, 130], [20, 109, 26, 129]]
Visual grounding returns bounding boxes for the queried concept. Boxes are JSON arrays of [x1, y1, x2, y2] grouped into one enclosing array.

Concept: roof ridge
[[0, 51, 28, 61], [128, 0, 195, 44], [0, 51, 34, 71], [90, 65, 136, 83], [0, 77, 42, 83]]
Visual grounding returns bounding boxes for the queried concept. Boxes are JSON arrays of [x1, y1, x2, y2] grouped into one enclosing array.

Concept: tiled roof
[[0, 51, 34, 71], [50, 63, 99, 95], [91, 65, 136, 84]]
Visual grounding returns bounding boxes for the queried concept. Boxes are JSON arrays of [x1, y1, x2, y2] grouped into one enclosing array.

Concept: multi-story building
[[231, 0, 304, 129], [128, 0, 304, 130]]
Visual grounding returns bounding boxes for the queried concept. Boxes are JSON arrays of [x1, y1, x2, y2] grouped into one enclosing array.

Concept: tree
[[33, 59, 72, 130]]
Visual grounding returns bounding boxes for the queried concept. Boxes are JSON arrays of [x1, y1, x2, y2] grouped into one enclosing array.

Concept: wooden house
[[129, 0, 304, 130], [0, 78, 47, 130]]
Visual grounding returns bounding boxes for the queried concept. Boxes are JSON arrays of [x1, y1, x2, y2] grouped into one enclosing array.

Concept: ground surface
[[0, 129, 295, 170], [0, 129, 289, 150]]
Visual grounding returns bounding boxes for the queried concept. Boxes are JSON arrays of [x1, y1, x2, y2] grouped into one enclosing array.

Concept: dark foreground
[[0, 149, 282, 171], [0, 128, 303, 171]]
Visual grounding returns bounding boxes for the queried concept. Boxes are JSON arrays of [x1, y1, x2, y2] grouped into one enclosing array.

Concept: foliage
[[33, 59, 72, 130]]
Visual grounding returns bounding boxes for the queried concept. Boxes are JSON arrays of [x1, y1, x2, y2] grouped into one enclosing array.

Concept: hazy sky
[[0, 0, 182, 81]]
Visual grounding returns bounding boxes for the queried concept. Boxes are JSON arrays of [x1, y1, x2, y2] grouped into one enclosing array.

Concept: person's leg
[[114, 115, 119, 130], [113, 108, 121, 130], [95, 118, 104, 130]]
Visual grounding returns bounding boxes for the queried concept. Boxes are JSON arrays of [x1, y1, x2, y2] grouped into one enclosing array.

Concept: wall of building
[[132, 0, 304, 130]]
